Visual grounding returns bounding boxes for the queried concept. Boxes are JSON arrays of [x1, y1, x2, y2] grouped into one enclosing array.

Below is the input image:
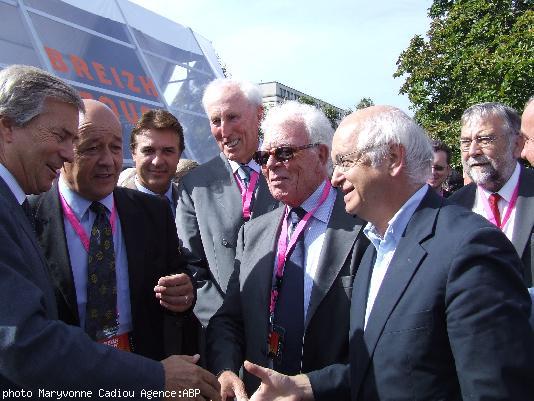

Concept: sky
[[130, 0, 433, 113]]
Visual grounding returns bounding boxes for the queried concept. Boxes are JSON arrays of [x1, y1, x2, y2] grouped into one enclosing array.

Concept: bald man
[[521, 97, 534, 165], [29, 99, 197, 360]]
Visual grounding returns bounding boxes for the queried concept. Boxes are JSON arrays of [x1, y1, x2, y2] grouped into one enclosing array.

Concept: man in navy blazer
[[0, 65, 219, 398], [244, 106, 534, 401]]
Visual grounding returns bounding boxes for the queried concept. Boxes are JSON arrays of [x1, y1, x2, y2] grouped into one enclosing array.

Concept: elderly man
[[245, 106, 534, 401], [175, 79, 278, 329], [521, 97, 534, 165], [0, 65, 220, 397], [120, 109, 185, 217], [449, 102, 534, 286], [427, 139, 452, 196], [206, 101, 369, 400], [29, 98, 197, 358]]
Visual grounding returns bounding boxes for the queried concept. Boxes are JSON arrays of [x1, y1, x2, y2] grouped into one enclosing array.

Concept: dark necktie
[[489, 193, 502, 227], [239, 164, 251, 188], [274, 206, 307, 375], [21, 198, 35, 231], [85, 202, 117, 341]]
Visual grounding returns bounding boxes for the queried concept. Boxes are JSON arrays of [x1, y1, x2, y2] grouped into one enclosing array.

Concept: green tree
[[394, 0, 534, 167], [355, 97, 375, 110]]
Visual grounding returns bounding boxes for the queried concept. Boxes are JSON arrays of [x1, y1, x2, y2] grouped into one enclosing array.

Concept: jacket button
[[222, 239, 229, 247]]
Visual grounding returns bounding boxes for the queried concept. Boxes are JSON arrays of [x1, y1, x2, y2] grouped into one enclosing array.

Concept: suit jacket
[[449, 165, 534, 286], [28, 183, 186, 360], [176, 153, 278, 326], [206, 189, 369, 396], [310, 189, 534, 401], [0, 177, 163, 392], [120, 174, 180, 211]]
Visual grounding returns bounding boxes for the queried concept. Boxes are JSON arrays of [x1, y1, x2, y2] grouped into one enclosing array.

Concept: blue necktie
[[239, 164, 251, 188], [274, 206, 306, 375]]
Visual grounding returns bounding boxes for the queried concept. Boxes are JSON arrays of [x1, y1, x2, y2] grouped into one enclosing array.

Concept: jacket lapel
[[512, 166, 534, 257], [34, 183, 79, 322], [114, 188, 145, 310], [211, 154, 243, 223], [305, 190, 362, 328], [351, 190, 440, 395], [252, 175, 278, 217]]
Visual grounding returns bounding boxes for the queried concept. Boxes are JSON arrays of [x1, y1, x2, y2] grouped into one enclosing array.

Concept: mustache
[[465, 155, 491, 166]]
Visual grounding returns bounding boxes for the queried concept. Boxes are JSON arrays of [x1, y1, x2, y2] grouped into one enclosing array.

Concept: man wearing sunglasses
[[174, 79, 278, 340], [450, 102, 534, 287], [206, 101, 369, 400], [427, 140, 452, 197], [242, 105, 534, 401]]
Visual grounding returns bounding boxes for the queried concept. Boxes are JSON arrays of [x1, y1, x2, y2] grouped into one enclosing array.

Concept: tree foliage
[[298, 96, 343, 129], [355, 97, 375, 110], [394, 0, 534, 166]]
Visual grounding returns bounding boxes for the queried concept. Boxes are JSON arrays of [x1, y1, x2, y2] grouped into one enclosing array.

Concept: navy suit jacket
[[449, 165, 534, 286], [310, 188, 534, 401], [0, 177, 163, 392], [28, 182, 189, 360]]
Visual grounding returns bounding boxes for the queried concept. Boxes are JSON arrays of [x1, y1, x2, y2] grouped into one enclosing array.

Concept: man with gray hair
[[450, 102, 534, 286], [175, 78, 278, 332], [0, 65, 220, 399], [244, 105, 534, 401], [206, 101, 369, 400]]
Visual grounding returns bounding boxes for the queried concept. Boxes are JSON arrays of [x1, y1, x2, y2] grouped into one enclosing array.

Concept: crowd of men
[[0, 64, 533, 401]]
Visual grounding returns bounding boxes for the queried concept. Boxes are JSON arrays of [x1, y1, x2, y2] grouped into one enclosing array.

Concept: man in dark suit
[[427, 139, 452, 197], [207, 101, 369, 399], [119, 109, 183, 217], [175, 79, 278, 329], [244, 106, 534, 401], [0, 65, 220, 398], [30, 99, 198, 359], [449, 102, 534, 286]]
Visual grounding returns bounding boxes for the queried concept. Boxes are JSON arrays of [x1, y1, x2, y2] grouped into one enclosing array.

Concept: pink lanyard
[[480, 182, 519, 229], [235, 170, 259, 220], [59, 192, 117, 252], [268, 182, 332, 324]]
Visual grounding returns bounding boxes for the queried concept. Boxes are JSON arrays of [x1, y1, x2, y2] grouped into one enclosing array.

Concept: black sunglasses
[[253, 143, 320, 166]]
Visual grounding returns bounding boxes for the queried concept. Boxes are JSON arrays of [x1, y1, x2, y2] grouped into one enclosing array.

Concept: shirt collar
[[478, 162, 520, 203], [59, 174, 114, 219], [228, 158, 261, 174], [364, 184, 429, 250], [134, 175, 173, 203], [0, 163, 26, 205], [287, 180, 332, 224]]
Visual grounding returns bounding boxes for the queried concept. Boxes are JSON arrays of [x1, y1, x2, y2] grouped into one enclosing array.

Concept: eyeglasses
[[253, 143, 320, 165], [459, 136, 497, 152], [333, 144, 382, 172]]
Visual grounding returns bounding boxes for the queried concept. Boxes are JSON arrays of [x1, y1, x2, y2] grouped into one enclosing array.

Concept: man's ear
[[388, 143, 406, 177], [0, 116, 15, 143], [513, 132, 525, 159], [317, 144, 330, 166]]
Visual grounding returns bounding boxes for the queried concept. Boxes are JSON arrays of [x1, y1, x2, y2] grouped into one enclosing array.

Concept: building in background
[[259, 81, 345, 116], [0, 0, 223, 165]]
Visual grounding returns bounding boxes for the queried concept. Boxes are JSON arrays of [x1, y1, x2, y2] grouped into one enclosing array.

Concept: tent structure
[[0, 0, 223, 164]]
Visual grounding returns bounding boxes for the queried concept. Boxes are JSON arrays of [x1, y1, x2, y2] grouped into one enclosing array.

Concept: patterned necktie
[[274, 206, 307, 375], [85, 202, 117, 341], [489, 193, 502, 227], [239, 164, 251, 188]]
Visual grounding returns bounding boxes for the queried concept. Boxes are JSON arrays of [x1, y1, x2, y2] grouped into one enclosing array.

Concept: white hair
[[202, 78, 262, 111], [356, 108, 432, 185]]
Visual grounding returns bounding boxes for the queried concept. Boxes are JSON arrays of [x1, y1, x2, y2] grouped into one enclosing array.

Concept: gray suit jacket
[[206, 189, 369, 396], [449, 165, 534, 285], [176, 153, 278, 326], [0, 177, 163, 392]]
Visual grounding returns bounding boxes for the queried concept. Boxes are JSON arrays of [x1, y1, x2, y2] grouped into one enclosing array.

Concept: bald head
[[62, 99, 123, 201], [521, 99, 534, 165]]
